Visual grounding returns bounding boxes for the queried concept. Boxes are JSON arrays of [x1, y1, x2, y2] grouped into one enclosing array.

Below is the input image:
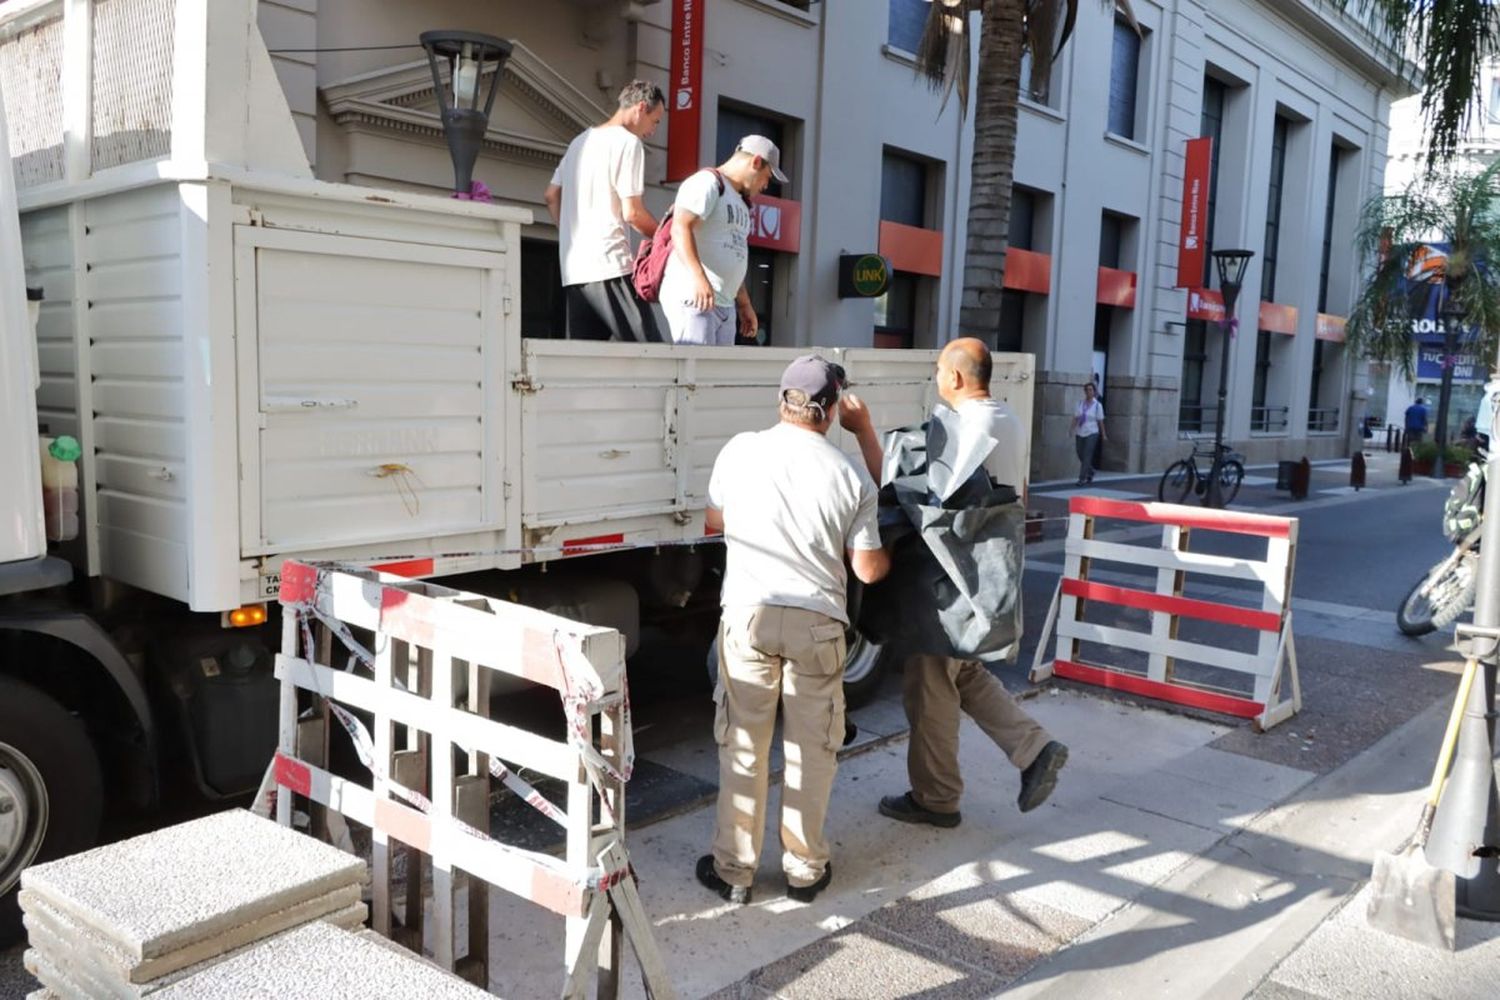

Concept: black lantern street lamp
[[420, 31, 513, 195], [1207, 249, 1254, 508]]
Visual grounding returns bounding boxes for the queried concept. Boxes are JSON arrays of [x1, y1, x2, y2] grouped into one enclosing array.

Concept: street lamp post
[[1433, 285, 1468, 481], [420, 31, 513, 195], [1207, 249, 1254, 508]]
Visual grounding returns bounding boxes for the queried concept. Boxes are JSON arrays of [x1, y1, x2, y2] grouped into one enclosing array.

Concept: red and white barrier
[[261, 560, 675, 1000], [1030, 496, 1302, 731]]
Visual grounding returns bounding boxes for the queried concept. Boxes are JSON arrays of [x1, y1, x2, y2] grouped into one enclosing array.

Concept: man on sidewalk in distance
[[1404, 396, 1430, 446], [543, 80, 665, 342], [879, 338, 1068, 829], [660, 136, 783, 346], [698, 356, 890, 905]]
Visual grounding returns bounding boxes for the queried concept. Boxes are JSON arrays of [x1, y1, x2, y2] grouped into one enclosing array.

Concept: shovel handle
[[1425, 655, 1480, 808]]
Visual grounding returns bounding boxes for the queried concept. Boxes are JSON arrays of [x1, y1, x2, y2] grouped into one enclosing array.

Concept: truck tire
[[0, 676, 104, 942], [705, 631, 890, 709]]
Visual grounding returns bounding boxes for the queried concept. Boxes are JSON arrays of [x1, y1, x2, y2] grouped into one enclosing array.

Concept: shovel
[[1366, 652, 1479, 950]]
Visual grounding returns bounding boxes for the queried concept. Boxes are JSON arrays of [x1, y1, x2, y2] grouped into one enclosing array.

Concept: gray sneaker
[[1018, 741, 1068, 813]]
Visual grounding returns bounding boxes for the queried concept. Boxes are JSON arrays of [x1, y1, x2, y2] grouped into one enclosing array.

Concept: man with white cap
[[661, 135, 786, 346], [697, 355, 890, 905]]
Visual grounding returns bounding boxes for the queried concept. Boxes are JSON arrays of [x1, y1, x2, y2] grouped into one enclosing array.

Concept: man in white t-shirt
[[697, 355, 890, 906], [543, 81, 665, 342], [879, 339, 1068, 830], [661, 135, 785, 346]]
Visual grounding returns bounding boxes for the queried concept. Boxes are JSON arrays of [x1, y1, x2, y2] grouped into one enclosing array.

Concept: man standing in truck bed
[[543, 80, 665, 342], [697, 355, 890, 905]]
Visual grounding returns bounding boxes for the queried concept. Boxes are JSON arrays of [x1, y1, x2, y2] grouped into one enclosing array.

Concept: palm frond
[[1334, 0, 1500, 166], [1346, 162, 1500, 378]]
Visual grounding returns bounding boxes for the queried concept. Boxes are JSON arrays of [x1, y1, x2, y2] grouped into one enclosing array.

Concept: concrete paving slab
[[866, 890, 1090, 982], [1254, 884, 1500, 1000], [998, 695, 1451, 999], [21, 898, 367, 996], [20, 886, 365, 985], [148, 923, 491, 1000], [19, 810, 365, 962], [743, 919, 1011, 999]]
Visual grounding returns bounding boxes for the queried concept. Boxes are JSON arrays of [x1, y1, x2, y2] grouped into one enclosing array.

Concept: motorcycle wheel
[[1398, 546, 1480, 636]]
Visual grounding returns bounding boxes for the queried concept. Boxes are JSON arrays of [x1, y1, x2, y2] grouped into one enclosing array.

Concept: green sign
[[838, 253, 892, 298]]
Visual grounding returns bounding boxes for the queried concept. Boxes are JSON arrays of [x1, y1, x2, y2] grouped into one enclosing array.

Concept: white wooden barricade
[[1030, 496, 1302, 731], [266, 560, 675, 999]]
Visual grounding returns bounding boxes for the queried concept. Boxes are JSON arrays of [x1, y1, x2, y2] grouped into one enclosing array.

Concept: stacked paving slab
[[18, 810, 368, 1000]]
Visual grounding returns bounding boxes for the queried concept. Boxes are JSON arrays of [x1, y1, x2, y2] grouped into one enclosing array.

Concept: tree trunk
[[958, 0, 1026, 343]]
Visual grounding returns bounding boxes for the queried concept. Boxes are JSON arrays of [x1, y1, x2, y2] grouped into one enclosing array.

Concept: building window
[[1107, 17, 1142, 139], [742, 248, 774, 346], [716, 103, 787, 197], [1261, 115, 1289, 302], [520, 238, 565, 339], [1252, 329, 1272, 416], [1199, 76, 1226, 287], [1099, 212, 1123, 268], [1181, 322, 1207, 431], [997, 289, 1025, 353], [874, 272, 918, 349], [880, 150, 927, 228], [1489, 77, 1500, 124], [1018, 47, 1055, 106], [887, 0, 927, 53], [1319, 144, 1342, 312], [1309, 339, 1325, 417], [1009, 187, 1036, 250]]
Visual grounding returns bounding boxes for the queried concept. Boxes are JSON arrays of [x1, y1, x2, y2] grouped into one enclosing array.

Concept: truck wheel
[[0, 677, 103, 942], [705, 631, 890, 709]]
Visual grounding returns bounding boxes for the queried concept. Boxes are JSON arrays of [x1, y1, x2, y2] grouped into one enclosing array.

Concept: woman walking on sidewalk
[[1073, 381, 1106, 486]]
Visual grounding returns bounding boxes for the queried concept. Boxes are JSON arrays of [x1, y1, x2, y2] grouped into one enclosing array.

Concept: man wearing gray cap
[[697, 355, 890, 905], [661, 135, 785, 346]]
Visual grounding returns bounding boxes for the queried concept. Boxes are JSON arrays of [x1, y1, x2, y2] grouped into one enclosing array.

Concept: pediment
[[320, 41, 609, 166]]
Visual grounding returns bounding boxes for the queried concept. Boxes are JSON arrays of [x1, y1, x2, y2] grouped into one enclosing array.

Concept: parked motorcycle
[[1398, 461, 1485, 636]]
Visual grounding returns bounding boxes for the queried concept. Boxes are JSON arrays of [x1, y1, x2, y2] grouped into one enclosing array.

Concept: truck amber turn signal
[[224, 604, 267, 629]]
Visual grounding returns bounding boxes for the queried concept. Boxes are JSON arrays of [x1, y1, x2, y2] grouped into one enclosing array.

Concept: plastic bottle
[[39, 434, 80, 542]]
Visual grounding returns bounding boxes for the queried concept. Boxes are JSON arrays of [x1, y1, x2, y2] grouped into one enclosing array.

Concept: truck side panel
[[86, 185, 190, 601]]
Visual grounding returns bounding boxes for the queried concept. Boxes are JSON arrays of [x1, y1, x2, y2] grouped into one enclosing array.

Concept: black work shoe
[[786, 864, 832, 903], [878, 791, 962, 828], [1018, 741, 1069, 813], [696, 854, 751, 905]]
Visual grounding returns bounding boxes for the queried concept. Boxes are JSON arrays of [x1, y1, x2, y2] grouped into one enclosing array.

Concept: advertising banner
[[1176, 138, 1212, 287], [667, 0, 703, 183]]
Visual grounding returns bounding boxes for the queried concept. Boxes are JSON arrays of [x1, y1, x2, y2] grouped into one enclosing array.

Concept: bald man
[[879, 339, 1068, 828]]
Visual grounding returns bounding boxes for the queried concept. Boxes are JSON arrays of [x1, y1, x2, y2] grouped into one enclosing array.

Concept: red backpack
[[631, 169, 725, 303]]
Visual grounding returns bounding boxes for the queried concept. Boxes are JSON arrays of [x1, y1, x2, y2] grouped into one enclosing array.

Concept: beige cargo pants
[[711, 605, 847, 890], [903, 654, 1052, 814]]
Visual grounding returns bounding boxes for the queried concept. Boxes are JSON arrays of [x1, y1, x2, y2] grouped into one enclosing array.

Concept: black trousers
[[565, 276, 663, 343]]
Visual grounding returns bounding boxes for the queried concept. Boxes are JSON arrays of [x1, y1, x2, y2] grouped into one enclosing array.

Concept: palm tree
[[913, 0, 1136, 339], [1345, 161, 1500, 466]]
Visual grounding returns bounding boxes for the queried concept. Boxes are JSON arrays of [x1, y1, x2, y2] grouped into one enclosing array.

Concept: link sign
[[838, 253, 892, 298]]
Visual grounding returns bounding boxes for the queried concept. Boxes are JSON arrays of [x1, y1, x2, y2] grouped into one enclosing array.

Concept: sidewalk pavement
[[478, 672, 1497, 999]]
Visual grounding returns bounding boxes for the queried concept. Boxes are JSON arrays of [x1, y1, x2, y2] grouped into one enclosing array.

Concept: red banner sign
[[748, 195, 802, 253], [1315, 313, 1347, 342], [667, 0, 703, 183], [1259, 301, 1299, 335], [1176, 137, 1213, 287], [1186, 287, 1225, 322]]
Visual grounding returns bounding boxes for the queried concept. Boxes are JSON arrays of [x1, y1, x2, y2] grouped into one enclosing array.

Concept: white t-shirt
[[549, 125, 646, 286], [958, 397, 1029, 492], [707, 423, 882, 624], [661, 169, 751, 309], [1073, 397, 1104, 438]]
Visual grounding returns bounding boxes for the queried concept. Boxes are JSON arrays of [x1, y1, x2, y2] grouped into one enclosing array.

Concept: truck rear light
[[222, 605, 268, 629]]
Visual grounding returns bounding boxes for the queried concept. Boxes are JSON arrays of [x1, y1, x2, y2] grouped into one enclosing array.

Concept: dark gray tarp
[[856, 418, 1025, 661]]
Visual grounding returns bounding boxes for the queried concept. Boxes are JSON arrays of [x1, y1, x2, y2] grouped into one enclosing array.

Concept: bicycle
[[1158, 443, 1245, 505]]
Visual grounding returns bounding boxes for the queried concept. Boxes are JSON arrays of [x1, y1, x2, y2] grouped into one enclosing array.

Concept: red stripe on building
[[370, 558, 435, 578], [1069, 495, 1293, 539], [1096, 267, 1137, 308], [1003, 248, 1052, 294], [1061, 578, 1281, 631], [878, 220, 943, 277], [1259, 301, 1299, 335], [1053, 660, 1264, 718]]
